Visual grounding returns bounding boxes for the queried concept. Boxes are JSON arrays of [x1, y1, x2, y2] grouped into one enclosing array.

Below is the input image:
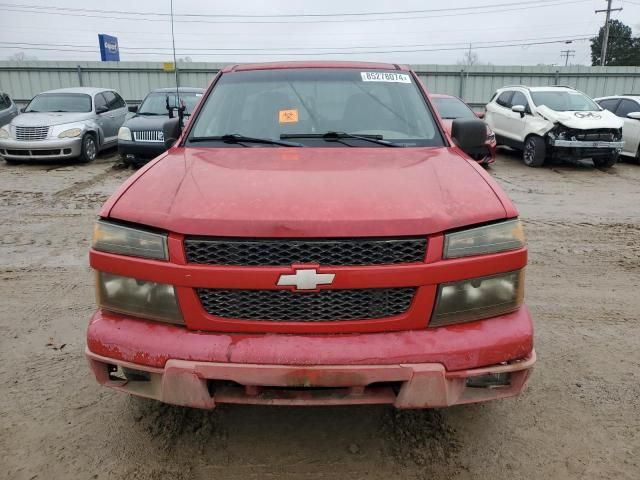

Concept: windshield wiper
[[138, 112, 164, 116], [189, 134, 302, 147], [281, 131, 403, 147]]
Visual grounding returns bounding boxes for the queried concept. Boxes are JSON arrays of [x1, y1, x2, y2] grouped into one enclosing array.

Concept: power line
[[0, 1, 589, 24], [0, 1, 588, 19], [560, 49, 576, 66], [0, 37, 594, 57], [0, 35, 594, 52]]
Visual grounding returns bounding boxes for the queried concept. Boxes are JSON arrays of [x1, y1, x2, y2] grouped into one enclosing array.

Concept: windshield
[[25, 93, 92, 113], [432, 96, 477, 120], [138, 92, 203, 115], [530, 91, 600, 112], [187, 68, 444, 147]]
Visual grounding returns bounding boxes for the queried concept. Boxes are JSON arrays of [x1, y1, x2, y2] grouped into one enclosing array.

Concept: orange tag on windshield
[[279, 109, 298, 123]]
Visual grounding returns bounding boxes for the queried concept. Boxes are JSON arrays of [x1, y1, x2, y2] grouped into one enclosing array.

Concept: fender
[[82, 118, 105, 149]]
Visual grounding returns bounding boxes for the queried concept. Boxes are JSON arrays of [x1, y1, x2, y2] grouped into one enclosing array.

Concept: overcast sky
[[1, 0, 639, 66]]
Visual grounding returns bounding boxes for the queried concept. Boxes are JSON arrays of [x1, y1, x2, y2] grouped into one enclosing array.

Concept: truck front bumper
[[550, 139, 624, 149], [118, 139, 166, 165], [86, 307, 535, 409]]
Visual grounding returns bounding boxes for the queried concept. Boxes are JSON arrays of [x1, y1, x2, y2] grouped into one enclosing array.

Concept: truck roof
[[223, 61, 408, 73]]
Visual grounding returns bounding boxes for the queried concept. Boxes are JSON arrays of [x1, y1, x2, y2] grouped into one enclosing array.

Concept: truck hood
[[11, 111, 94, 127], [105, 147, 510, 237], [123, 114, 172, 132], [535, 105, 623, 130]]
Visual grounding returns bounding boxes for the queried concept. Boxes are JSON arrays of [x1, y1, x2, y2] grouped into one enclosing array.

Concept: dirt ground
[[1, 149, 639, 480]]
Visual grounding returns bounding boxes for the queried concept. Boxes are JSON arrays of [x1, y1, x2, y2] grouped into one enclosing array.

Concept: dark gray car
[[0, 92, 18, 127], [118, 87, 204, 166]]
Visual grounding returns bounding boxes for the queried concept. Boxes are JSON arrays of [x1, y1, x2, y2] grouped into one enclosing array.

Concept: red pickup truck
[[87, 61, 535, 409]]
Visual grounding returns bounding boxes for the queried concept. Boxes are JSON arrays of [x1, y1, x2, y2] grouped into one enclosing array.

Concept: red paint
[[86, 306, 533, 371], [103, 147, 509, 237], [88, 62, 535, 407], [90, 246, 526, 334]]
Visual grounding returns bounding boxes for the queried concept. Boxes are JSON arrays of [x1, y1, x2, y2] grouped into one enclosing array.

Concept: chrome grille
[[197, 288, 416, 322], [15, 126, 49, 141], [133, 130, 163, 142], [184, 237, 427, 266]]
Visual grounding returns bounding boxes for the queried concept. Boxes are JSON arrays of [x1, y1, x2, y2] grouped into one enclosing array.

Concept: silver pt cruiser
[[0, 87, 127, 163]]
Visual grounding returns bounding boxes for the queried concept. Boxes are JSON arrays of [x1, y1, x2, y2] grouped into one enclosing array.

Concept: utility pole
[[595, 0, 623, 66], [560, 49, 575, 66]]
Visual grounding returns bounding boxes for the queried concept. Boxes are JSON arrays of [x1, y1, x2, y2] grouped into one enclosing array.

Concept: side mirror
[[451, 118, 487, 151], [163, 118, 182, 149], [128, 105, 139, 113], [96, 105, 109, 115], [627, 112, 640, 120], [475, 111, 485, 119], [511, 104, 526, 118]]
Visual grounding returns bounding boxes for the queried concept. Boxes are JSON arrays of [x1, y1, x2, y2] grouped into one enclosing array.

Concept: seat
[[342, 93, 395, 133]]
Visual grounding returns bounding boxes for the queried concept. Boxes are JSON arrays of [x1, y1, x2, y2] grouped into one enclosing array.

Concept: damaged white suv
[[485, 86, 624, 168]]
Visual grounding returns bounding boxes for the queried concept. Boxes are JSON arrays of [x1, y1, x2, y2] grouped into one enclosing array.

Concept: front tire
[[593, 151, 618, 169], [79, 133, 98, 163], [523, 135, 546, 167]]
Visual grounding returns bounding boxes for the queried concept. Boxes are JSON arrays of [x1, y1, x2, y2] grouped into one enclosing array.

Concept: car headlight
[[92, 220, 168, 260], [0, 126, 9, 139], [118, 126, 132, 141], [58, 128, 82, 138], [96, 272, 183, 324], [430, 269, 524, 327], [486, 125, 495, 141], [444, 219, 524, 259]]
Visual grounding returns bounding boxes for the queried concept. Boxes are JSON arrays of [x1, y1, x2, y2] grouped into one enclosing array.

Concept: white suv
[[594, 95, 640, 161], [485, 86, 624, 168]]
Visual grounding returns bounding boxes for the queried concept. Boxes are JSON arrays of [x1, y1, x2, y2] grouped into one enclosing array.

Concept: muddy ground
[[1, 149, 639, 480]]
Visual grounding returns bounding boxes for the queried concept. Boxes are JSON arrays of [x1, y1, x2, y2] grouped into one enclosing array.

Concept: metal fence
[[1, 61, 639, 108]]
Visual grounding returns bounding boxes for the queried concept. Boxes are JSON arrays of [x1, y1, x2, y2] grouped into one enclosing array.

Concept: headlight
[[58, 128, 82, 138], [430, 269, 524, 327], [96, 272, 183, 324], [444, 219, 524, 259], [486, 125, 495, 141], [92, 220, 168, 260], [0, 126, 9, 139], [118, 126, 132, 141]]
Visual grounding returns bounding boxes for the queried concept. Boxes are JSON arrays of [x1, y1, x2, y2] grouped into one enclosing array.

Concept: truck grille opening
[[568, 128, 621, 142], [184, 237, 427, 266], [197, 287, 416, 322]]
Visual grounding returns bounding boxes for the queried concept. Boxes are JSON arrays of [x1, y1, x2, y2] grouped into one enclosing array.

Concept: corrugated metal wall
[[1, 61, 639, 107]]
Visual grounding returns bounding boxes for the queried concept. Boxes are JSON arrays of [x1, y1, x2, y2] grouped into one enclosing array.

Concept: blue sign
[[98, 34, 120, 62]]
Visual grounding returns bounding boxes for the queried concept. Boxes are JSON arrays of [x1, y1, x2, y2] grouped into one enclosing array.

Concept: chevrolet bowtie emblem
[[277, 268, 335, 291]]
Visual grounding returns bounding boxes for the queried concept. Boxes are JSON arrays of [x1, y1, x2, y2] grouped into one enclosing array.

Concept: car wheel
[[523, 136, 546, 167], [79, 133, 98, 163], [593, 151, 618, 169]]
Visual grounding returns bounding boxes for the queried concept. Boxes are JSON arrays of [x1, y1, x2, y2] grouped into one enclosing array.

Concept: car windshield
[[432, 97, 477, 119], [187, 68, 444, 147], [530, 91, 600, 112], [25, 93, 92, 113], [138, 92, 203, 115]]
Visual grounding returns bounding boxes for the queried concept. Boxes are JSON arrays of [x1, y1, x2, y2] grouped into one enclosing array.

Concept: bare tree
[[457, 45, 479, 66], [8, 51, 38, 61]]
